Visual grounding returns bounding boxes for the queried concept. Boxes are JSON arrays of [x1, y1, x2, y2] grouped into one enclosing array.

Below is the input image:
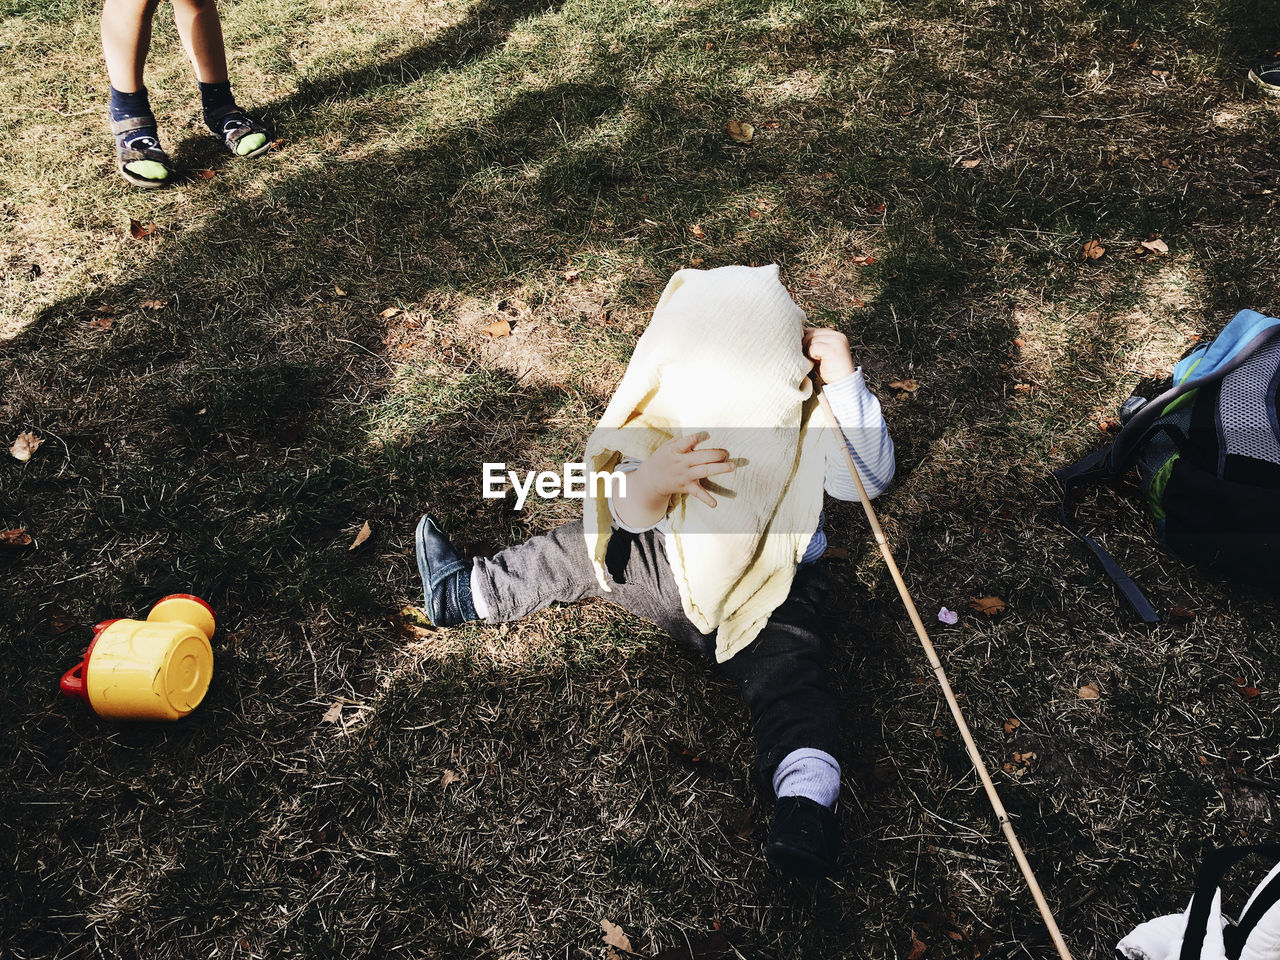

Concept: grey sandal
[[206, 104, 271, 159], [111, 116, 173, 189]]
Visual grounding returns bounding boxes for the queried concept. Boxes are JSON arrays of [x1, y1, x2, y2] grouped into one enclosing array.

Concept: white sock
[[469, 566, 490, 620], [772, 748, 840, 809]]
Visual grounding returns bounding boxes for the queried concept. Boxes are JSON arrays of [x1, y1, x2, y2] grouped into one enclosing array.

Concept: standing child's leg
[[171, 0, 270, 158], [717, 561, 842, 879], [102, 0, 173, 187]]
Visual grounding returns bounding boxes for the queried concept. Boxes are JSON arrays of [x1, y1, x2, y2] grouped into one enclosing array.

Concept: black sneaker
[[1249, 52, 1280, 97], [763, 796, 839, 880], [414, 514, 477, 626]]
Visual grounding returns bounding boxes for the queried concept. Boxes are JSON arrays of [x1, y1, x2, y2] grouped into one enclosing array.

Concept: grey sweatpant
[[472, 521, 838, 788]]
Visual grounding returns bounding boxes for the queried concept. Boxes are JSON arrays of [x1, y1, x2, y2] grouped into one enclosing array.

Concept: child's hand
[[613, 433, 734, 529], [803, 327, 856, 384], [639, 433, 734, 507]]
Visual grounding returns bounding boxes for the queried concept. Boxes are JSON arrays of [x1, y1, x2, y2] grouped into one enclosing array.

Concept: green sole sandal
[[207, 104, 271, 159], [111, 116, 173, 189]]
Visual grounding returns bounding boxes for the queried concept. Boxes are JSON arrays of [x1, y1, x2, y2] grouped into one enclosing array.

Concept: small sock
[[470, 566, 491, 620], [199, 80, 236, 119], [772, 748, 840, 809], [109, 86, 159, 149]]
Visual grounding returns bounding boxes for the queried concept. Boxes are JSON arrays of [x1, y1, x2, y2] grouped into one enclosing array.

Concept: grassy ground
[[4, 0, 1280, 956]]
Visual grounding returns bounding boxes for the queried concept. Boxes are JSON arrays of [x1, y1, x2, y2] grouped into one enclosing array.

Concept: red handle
[[60, 660, 88, 701]]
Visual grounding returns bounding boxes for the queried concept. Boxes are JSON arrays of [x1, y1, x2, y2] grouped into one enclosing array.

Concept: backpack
[[1117, 844, 1280, 960], [1055, 309, 1280, 624]]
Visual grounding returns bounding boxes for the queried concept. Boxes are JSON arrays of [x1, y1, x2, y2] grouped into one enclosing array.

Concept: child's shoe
[[112, 116, 173, 188], [415, 514, 478, 626], [763, 796, 839, 880], [1249, 52, 1280, 97], [205, 104, 271, 158]]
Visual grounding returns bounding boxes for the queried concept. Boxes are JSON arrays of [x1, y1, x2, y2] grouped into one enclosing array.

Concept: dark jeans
[[472, 521, 838, 789]]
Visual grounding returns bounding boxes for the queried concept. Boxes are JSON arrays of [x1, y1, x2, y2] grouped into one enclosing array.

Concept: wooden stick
[[816, 386, 1075, 960]]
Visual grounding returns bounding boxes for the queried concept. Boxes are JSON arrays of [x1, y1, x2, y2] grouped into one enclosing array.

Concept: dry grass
[[4, 0, 1280, 957]]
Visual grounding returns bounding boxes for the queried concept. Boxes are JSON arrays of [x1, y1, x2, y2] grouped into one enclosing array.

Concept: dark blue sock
[[199, 80, 235, 118], [109, 86, 159, 151]]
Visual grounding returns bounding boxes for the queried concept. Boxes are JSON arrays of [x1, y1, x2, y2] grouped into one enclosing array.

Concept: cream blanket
[[583, 264, 827, 662]]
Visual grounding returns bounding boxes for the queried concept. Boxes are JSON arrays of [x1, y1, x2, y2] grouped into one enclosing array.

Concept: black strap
[[1226, 858, 1280, 958], [1181, 844, 1280, 960]]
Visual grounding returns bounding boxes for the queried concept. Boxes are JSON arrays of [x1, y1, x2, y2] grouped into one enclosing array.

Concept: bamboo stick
[[816, 385, 1074, 960]]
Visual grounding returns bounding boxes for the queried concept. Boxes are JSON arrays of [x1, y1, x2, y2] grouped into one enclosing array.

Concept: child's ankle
[[772, 748, 840, 809]]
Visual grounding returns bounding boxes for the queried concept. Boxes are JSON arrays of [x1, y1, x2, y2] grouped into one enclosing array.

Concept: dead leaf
[[871, 202, 887, 213], [563, 267, 581, 282], [1013, 382, 1036, 393], [348, 521, 371, 551], [748, 209, 761, 219], [1161, 158, 1179, 171], [969, 596, 1006, 616], [380, 307, 402, 319], [128, 219, 155, 240], [1082, 239, 1106, 260], [140, 298, 167, 310], [601, 919, 633, 953], [690, 224, 706, 239], [321, 700, 344, 723], [0, 528, 33, 548], [1078, 682, 1100, 700], [334, 285, 347, 297], [1127, 39, 1140, 50], [483, 318, 512, 340], [1232, 677, 1261, 699], [440, 769, 460, 788], [192, 168, 217, 180], [960, 158, 981, 169], [9, 431, 42, 462], [726, 120, 755, 143], [888, 378, 919, 393], [1170, 605, 1197, 621], [1004, 717, 1021, 733], [907, 931, 928, 960], [1139, 237, 1169, 255], [88, 315, 115, 330], [822, 546, 849, 560], [1152, 69, 1171, 79], [851, 254, 877, 265], [690, 257, 704, 266]]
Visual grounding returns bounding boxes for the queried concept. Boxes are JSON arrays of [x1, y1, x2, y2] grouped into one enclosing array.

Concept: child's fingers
[[689, 460, 735, 479], [683, 447, 730, 465], [671, 432, 706, 454], [687, 481, 717, 508]]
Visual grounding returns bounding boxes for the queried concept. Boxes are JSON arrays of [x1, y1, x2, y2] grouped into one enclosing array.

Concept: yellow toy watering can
[[60, 594, 215, 721]]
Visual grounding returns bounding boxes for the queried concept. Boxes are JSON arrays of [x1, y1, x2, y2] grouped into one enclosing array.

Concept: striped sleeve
[[820, 368, 895, 500]]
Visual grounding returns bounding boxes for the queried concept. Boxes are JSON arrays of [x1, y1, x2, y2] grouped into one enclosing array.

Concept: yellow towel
[[583, 264, 827, 661]]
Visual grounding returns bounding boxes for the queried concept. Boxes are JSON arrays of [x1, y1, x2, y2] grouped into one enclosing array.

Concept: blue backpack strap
[[1055, 316, 1280, 625]]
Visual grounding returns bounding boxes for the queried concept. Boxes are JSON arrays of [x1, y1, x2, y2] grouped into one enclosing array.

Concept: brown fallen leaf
[[440, 769, 460, 788], [748, 209, 761, 219], [348, 521, 371, 551], [1152, 69, 1171, 79], [88, 315, 115, 330], [1139, 237, 1169, 255], [871, 202, 887, 213], [192, 168, 217, 180], [380, 307, 402, 319], [888, 378, 919, 393], [960, 158, 981, 169], [601, 919, 633, 953], [1078, 682, 1100, 700], [129, 218, 155, 240], [321, 700, 344, 723], [334, 285, 347, 297], [726, 120, 755, 143], [483, 318, 512, 340], [10, 431, 42, 462], [1170, 605, 1197, 621], [1232, 677, 1261, 699], [690, 257, 704, 266], [690, 224, 706, 239], [140, 298, 167, 310], [969, 596, 1006, 616], [1161, 158, 1179, 171], [1004, 717, 1021, 734], [850, 254, 877, 266], [907, 931, 928, 960], [0, 528, 33, 548], [1082, 239, 1106, 260], [563, 267, 581, 282]]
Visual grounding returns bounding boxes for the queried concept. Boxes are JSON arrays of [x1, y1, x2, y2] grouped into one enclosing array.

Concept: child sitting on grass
[[101, 0, 270, 187], [415, 265, 894, 880]]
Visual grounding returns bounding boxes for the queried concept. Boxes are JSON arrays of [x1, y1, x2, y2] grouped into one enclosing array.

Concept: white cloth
[[583, 264, 827, 662]]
